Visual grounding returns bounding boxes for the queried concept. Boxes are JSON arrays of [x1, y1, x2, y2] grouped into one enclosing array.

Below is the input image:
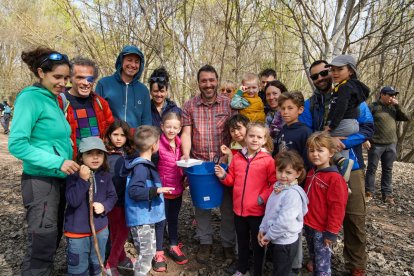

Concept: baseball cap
[[78, 137, 108, 153], [326, 55, 358, 77], [380, 86, 399, 95]]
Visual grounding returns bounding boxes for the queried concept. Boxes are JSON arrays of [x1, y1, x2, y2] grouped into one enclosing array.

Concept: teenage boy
[[122, 126, 174, 275]]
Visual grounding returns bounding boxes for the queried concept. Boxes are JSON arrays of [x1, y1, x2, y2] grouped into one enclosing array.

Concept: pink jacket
[[157, 133, 184, 197]]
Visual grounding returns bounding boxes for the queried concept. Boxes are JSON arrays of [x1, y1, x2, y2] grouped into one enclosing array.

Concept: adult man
[[58, 57, 114, 159], [181, 65, 235, 263], [96, 45, 151, 129], [1, 100, 12, 134], [365, 86, 409, 204], [300, 60, 373, 276], [258, 68, 277, 106]]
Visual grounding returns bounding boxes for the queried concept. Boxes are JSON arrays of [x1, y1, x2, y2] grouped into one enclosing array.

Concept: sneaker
[[351, 268, 366, 276], [337, 158, 354, 183], [223, 246, 235, 260], [169, 243, 188, 265], [117, 257, 135, 270], [105, 266, 120, 276], [152, 251, 167, 272], [382, 195, 395, 205], [365, 192, 373, 203], [232, 271, 250, 276], [196, 244, 212, 264]]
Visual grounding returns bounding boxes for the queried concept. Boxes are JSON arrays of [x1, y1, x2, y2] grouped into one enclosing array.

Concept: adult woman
[[149, 67, 181, 128], [264, 80, 288, 152], [9, 47, 79, 275]]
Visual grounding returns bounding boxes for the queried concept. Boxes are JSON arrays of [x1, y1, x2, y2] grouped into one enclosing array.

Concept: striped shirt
[[182, 94, 232, 161]]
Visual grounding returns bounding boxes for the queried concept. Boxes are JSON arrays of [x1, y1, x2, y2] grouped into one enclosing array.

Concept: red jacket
[[58, 92, 114, 159], [221, 150, 276, 217], [303, 166, 348, 240]]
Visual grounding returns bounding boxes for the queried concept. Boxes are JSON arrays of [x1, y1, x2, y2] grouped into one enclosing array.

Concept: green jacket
[[8, 85, 72, 178]]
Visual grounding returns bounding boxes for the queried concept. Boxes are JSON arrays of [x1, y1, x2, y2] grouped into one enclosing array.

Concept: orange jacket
[[58, 92, 114, 159]]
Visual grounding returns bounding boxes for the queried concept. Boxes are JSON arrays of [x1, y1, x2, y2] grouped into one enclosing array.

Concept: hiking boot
[[365, 192, 373, 203], [223, 246, 235, 260], [169, 243, 188, 265], [196, 244, 212, 264], [117, 257, 135, 270], [232, 271, 250, 276], [351, 268, 366, 276], [382, 195, 395, 205], [152, 251, 167, 272], [337, 157, 354, 183]]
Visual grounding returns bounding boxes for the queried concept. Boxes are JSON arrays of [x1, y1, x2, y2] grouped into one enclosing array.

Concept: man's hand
[[93, 202, 105, 214], [61, 160, 80, 175], [332, 136, 346, 151], [390, 98, 398, 105]]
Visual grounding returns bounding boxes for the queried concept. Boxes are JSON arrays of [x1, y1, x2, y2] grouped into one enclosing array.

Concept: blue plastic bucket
[[185, 162, 227, 209]]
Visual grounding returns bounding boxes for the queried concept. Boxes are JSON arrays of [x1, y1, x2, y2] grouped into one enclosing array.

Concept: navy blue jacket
[[96, 45, 152, 128], [151, 98, 182, 128], [108, 151, 127, 206], [64, 170, 117, 233], [274, 122, 313, 169]]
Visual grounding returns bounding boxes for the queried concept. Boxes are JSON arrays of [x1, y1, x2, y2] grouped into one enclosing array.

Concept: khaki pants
[[343, 170, 367, 270]]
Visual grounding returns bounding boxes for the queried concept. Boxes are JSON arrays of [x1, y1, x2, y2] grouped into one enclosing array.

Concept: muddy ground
[[0, 132, 413, 275]]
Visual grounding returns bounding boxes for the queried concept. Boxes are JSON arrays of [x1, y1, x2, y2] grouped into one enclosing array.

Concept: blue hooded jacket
[[96, 45, 152, 129]]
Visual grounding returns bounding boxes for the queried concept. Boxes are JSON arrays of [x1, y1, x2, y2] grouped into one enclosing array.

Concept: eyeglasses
[[310, 69, 330, 81], [150, 76, 166, 83], [39, 53, 69, 67]]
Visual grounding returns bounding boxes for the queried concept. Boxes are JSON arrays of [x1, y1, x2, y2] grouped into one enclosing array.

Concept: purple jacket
[[157, 133, 184, 196], [64, 170, 117, 233]]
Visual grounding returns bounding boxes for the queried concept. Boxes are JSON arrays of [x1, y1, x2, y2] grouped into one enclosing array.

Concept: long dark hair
[[21, 47, 70, 78], [104, 120, 136, 155]]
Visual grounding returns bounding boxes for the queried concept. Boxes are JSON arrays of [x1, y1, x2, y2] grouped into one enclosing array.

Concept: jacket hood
[[115, 45, 145, 83], [292, 185, 309, 215], [283, 121, 305, 130], [121, 157, 154, 176], [315, 165, 339, 173], [18, 83, 56, 100], [348, 79, 370, 102]]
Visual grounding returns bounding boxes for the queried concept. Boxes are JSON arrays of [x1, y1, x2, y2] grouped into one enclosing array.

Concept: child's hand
[[240, 85, 247, 92], [220, 145, 231, 156], [257, 232, 269, 247], [323, 238, 333, 247], [362, 140, 371, 150], [257, 231, 264, 245], [214, 165, 226, 179], [79, 165, 91, 181], [157, 187, 175, 194], [181, 154, 190, 161], [93, 202, 105, 214]]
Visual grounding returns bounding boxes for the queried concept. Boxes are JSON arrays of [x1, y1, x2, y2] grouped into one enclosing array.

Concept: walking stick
[[89, 172, 106, 276]]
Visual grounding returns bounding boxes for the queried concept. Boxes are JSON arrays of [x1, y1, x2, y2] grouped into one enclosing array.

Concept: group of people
[[6, 43, 409, 276]]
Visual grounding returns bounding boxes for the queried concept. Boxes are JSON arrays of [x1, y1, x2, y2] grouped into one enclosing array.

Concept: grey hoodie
[[259, 183, 308, 245]]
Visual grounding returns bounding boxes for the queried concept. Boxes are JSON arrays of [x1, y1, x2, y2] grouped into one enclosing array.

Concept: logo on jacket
[[137, 100, 142, 105]]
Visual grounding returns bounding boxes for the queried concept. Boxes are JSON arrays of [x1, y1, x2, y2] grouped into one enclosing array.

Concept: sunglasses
[[39, 53, 69, 67], [150, 76, 166, 83], [221, 88, 233, 94], [310, 69, 330, 81]]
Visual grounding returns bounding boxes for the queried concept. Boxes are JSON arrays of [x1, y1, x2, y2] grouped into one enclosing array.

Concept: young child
[[258, 151, 308, 276], [304, 132, 348, 275], [152, 112, 188, 272], [104, 120, 136, 275], [122, 126, 174, 276], [231, 73, 266, 123], [325, 55, 370, 180], [64, 137, 117, 275], [215, 122, 276, 276], [221, 114, 250, 165], [275, 91, 313, 168]]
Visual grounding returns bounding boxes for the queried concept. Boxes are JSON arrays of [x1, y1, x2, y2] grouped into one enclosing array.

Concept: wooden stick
[[89, 172, 105, 275]]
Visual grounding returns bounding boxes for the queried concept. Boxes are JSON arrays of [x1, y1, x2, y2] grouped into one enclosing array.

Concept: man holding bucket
[[181, 65, 235, 263]]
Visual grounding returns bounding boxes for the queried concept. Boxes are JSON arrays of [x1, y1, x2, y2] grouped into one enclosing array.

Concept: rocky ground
[[0, 132, 413, 275]]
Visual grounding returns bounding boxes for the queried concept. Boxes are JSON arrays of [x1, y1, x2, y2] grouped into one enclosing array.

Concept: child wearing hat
[[324, 54, 370, 182], [64, 137, 117, 275]]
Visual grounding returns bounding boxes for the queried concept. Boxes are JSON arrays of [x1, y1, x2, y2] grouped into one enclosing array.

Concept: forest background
[[0, 0, 413, 161]]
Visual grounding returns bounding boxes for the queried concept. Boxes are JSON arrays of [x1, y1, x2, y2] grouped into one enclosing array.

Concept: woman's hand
[[79, 165, 91, 181], [214, 165, 226, 179], [61, 160, 80, 175], [93, 202, 105, 214]]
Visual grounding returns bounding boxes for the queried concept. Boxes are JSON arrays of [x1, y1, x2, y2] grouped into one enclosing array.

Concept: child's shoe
[[152, 251, 167, 272], [169, 243, 189, 264], [105, 266, 120, 276], [117, 257, 135, 270]]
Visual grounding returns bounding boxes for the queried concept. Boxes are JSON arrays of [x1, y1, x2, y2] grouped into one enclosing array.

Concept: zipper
[[39, 201, 47, 228], [55, 97, 71, 160], [240, 152, 259, 216], [124, 84, 129, 121]]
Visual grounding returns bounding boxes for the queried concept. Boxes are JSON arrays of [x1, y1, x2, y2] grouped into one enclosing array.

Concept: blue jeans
[[365, 143, 396, 196], [67, 227, 109, 276], [305, 226, 331, 276]]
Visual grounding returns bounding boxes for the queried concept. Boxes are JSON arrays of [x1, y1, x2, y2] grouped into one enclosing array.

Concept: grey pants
[[130, 225, 156, 276], [195, 186, 236, 247], [291, 233, 303, 270], [365, 143, 397, 196], [20, 174, 66, 276], [330, 119, 359, 159]]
